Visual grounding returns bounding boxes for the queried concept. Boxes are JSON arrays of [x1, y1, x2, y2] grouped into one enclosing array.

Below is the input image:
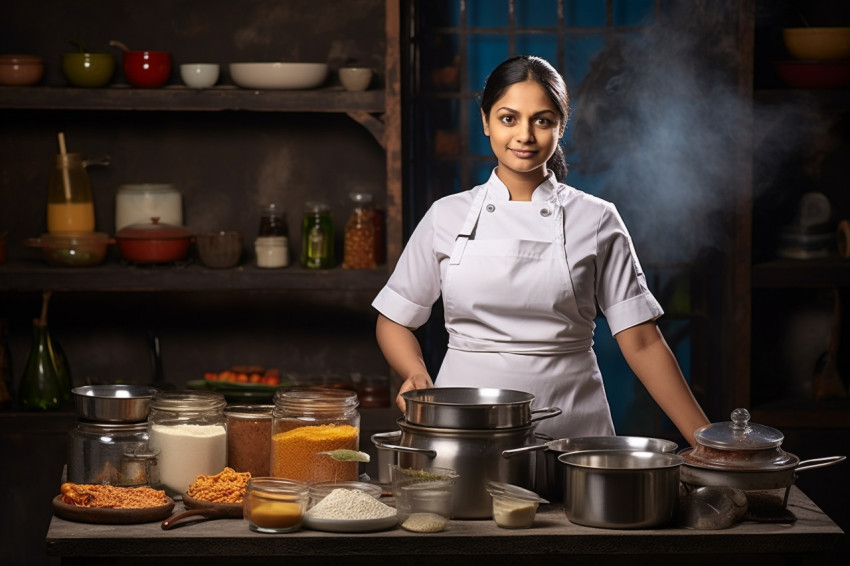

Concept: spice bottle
[[342, 192, 377, 269], [271, 387, 360, 483], [225, 404, 273, 477], [300, 202, 334, 269], [147, 390, 227, 496]]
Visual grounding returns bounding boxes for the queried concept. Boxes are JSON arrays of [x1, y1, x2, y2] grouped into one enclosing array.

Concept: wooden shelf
[[751, 257, 850, 288], [0, 259, 389, 292], [0, 85, 385, 113]]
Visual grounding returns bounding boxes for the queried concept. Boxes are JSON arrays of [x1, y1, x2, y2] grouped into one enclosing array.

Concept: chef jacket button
[[486, 204, 496, 213], [539, 208, 551, 217]]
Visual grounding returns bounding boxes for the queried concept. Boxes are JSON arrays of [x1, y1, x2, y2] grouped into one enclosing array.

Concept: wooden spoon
[[160, 494, 242, 530]]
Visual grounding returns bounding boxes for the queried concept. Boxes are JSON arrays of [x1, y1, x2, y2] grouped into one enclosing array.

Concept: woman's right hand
[[396, 373, 434, 412]]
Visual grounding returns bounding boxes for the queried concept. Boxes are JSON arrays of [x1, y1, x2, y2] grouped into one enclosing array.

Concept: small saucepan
[[115, 217, 193, 264]]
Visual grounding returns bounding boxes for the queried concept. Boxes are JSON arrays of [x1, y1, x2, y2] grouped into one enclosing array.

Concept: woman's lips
[[510, 148, 536, 158]]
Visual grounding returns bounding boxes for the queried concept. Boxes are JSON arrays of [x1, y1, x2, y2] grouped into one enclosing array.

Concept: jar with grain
[[225, 404, 273, 477], [147, 390, 227, 497], [271, 387, 360, 483], [342, 192, 376, 269]]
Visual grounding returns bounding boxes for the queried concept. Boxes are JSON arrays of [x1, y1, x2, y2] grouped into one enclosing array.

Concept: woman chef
[[372, 55, 709, 445]]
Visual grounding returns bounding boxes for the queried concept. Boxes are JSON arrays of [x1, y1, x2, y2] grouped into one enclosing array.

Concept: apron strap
[[449, 187, 489, 266]]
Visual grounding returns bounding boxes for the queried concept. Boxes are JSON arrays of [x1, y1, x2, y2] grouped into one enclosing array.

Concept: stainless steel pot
[[559, 450, 683, 529], [372, 418, 541, 519], [401, 387, 561, 429], [504, 435, 679, 501]]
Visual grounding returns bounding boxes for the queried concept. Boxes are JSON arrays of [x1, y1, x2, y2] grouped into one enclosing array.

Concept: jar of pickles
[[270, 387, 360, 483], [342, 192, 376, 269], [147, 390, 227, 496], [300, 201, 334, 269]]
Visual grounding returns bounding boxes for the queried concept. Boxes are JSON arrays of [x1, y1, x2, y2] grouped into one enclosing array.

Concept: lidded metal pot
[[372, 387, 561, 519]]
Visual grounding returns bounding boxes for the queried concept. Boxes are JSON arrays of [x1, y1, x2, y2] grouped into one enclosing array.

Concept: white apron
[[435, 185, 615, 439]]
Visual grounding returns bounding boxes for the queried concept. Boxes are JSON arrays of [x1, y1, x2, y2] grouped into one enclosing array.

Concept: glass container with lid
[[300, 202, 334, 269], [259, 203, 288, 237], [271, 387, 360, 482], [147, 390, 227, 496], [342, 192, 376, 269], [684, 408, 796, 469]]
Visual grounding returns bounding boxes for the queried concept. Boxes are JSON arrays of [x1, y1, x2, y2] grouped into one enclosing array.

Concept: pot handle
[[795, 455, 846, 474], [370, 431, 437, 459], [501, 443, 548, 459], [529, 407, 562, 424]]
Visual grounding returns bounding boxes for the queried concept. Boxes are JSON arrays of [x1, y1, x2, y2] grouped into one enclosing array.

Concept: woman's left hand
[[396, 372, 434, 412]]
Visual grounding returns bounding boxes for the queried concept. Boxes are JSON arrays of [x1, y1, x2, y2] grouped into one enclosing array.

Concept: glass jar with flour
[[147, 390, 227, 496]]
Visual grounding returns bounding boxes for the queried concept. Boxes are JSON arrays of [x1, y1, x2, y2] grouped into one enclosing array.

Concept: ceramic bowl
[[180, 63, 220, 89], [229, 62, 328, 90], [123, 50, 171, 88], [0, 54, 44, 86], [783, 27, 850, 61], [62, 52, 116, 87], [196, 230, 243, 268], [339, 67, 373, 91], [24, 232, 112, 267]]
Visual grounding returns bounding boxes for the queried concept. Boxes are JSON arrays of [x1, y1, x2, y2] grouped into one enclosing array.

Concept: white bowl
[[339, 67, 373, 91], [229, 62, 328, 90], [180, 63, 220, 89]]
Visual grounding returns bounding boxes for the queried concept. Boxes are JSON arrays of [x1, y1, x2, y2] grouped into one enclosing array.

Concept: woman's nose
[[516, 122, 535, 142]]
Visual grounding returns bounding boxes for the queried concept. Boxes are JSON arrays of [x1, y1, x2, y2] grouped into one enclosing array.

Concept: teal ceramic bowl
[[62, 52, 116, 87]]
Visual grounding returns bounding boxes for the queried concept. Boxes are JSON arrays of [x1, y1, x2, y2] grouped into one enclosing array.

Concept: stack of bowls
[[775, 27, 850, 88]]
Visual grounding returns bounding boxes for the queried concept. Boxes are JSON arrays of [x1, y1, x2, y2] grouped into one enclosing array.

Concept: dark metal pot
[[504, 435, 679, 501], [559, 450, 683, 529], [115, 217, 193, 264], [401, 387, 560, 430], [372, 418, 541, 519]]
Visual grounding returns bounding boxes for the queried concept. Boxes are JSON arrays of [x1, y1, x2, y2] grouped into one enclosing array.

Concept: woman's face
[[482, 79, 563, 181]]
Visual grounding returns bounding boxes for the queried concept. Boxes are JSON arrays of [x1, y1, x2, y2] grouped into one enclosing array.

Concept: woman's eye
[[499, 115, 514, 125], [535, 117, 552, 127]]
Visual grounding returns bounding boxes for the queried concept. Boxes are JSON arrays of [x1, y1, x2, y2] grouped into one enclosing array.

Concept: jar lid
[[116, 217, 192, 240], [693, 408, 784, 450], [224, 404, 274, 419], [117, 184, 179, 195], [75, 420, 149, 433], [151, 390, 226, 412], [273, 386, 359, 413], [486, 481, 548, 504]]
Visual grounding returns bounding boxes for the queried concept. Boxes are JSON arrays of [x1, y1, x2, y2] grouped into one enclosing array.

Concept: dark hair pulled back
[[479, 55, 569, 181]]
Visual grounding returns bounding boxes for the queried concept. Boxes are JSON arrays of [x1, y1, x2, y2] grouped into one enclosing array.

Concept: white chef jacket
[[372, 169, 663, 438]]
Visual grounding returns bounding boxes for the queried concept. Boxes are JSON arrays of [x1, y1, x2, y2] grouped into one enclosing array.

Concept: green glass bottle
[[301, 201, 334, 269], [18, 318, 64, 411]]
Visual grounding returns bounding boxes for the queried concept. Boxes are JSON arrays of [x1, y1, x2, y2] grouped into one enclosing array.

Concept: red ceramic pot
[[115, 217, 192, 263], [123, 50, 171, 88]]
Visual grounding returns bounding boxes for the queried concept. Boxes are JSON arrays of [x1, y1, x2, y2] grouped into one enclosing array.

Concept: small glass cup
[[486, 481, 548, 529], [391, 465, 457, 532], [243, 477, 309, 534]]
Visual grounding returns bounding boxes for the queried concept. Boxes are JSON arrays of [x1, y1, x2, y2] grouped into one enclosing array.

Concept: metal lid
[[694, 408, 784, 450]]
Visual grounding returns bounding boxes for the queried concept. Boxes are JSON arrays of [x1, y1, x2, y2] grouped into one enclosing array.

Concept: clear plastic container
[[147, 390, 227, 496], [270, 387, 360, 483], [486, 481, 548, 529], [243, 477, 309, 533]]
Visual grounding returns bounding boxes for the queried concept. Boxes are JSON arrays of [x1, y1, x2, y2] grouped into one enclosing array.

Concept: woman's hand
[[396, 372, 434, 412]]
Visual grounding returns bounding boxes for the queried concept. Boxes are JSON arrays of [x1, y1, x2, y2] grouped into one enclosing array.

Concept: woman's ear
[[481, 109, 490, 136]]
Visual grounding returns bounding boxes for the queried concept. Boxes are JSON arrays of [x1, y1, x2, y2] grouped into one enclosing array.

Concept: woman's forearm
[[615, 322, 709, 446], [376, 314, 434, 410]]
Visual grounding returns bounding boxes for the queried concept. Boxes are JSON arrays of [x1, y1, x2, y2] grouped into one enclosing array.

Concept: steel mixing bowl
[[72, 384, 158, 422]]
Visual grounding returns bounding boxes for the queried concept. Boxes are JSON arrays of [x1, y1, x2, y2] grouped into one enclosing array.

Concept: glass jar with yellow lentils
[[270, 387, 360, 483]]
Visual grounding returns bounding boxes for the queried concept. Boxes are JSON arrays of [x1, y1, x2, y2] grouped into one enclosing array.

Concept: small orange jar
[[243, 477, 309, 533]]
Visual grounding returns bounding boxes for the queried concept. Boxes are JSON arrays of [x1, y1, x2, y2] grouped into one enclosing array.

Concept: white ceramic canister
[[147, 390, 227, 497], [115, 184, 183, 232]]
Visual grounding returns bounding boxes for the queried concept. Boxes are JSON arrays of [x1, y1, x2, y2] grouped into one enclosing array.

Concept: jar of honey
[[270, 387, 360, 483]]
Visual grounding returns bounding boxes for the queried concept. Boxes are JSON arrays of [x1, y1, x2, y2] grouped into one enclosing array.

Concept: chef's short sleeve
[[595, 203, 663, 335], [372, 206, 442, 329]]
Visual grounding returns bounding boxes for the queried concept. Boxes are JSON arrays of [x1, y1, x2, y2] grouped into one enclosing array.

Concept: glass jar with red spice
[[270, 387, 360, 483]]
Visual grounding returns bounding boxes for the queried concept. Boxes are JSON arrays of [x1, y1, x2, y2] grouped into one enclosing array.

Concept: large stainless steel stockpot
[[401, 387, 560, 429], [559, 450, 683, 529], [504, 435, 679, 501], [372, 418, 540, 519]]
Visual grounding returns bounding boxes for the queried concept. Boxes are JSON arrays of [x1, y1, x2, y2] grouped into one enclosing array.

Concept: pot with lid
[[679, 408, 845, 504], [115, 217, 193, 264]]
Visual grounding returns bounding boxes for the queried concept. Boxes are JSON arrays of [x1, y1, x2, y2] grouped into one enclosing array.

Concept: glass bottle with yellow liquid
[[47, 152, 95, 233]]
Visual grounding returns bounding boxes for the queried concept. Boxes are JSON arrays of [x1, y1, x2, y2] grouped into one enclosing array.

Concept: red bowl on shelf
[[122, 50, 171, 88], [773, 60, 850, 89]]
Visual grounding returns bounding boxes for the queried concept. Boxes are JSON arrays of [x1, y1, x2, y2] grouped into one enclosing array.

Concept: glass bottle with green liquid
[[18, 291, 72, 411], [301, 201, 334, 269]]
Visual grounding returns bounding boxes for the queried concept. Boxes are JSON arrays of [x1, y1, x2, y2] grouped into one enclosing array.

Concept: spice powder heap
[[306, 488, 396, 520]]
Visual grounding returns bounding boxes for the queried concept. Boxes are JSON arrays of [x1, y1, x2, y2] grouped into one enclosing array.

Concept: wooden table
[[46, 486, 845, 566]]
